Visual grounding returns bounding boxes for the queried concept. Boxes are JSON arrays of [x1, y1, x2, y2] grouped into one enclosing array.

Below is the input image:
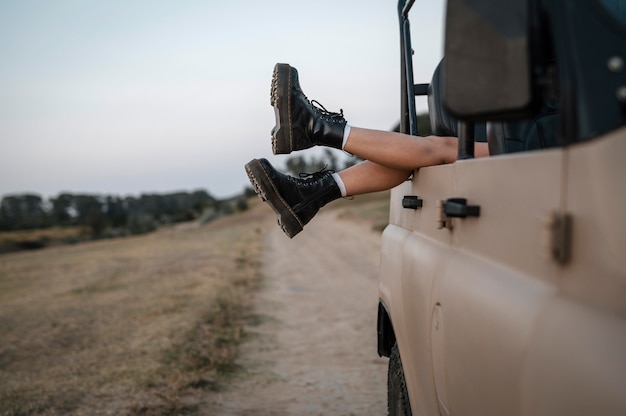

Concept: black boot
[[245, 158, 342, 238], [270, 63, 347, 155]]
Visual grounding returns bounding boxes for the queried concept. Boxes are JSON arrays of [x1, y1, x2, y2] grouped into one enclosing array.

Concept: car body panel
[[521, 295, 626, 415], [380, 129, 626, 415], [385, 1, 626, 414], [562, 126, 626, 315]]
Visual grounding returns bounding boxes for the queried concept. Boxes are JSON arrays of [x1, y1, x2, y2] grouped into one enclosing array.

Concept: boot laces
[[310, 100, 344, 122], [297, 166, 335, 186]]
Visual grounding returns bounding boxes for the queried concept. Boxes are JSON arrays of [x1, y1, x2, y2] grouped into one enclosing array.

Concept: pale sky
[[0, 0, 445, 199]]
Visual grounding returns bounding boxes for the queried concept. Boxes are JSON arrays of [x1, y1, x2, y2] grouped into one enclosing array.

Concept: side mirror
[[444, 0, 532, 121]]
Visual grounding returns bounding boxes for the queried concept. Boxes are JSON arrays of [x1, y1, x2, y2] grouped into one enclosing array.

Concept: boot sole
[[245, 159, 304, 238], [271, 63, 292, 155]]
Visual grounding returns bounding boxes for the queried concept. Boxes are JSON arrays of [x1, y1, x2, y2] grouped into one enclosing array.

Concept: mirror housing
[[444, 0, 532, 121]]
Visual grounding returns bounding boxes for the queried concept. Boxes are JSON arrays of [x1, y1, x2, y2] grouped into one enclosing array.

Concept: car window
[[409, 0, 446, 116]]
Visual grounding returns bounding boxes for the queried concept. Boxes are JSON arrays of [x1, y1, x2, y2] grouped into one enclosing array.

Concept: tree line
[[0, 147, 363, 240], [0, 189, 252, 238]]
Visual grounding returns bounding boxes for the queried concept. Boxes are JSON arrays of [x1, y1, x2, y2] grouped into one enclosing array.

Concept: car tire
[[388, 342, 412, 416]]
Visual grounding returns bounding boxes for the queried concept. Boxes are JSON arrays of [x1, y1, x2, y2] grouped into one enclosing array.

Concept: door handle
[[402, 195, 423, 210], [443, 198, 480, 218]]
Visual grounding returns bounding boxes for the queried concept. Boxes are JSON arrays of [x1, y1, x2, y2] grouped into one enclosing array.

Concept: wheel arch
[[377, 300, 396, 358]]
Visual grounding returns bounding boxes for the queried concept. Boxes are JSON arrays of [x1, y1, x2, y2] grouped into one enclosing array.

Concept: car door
[[517, 128, 626, 415], [381, 163, 454, 416], [429, 148, 564, 415]]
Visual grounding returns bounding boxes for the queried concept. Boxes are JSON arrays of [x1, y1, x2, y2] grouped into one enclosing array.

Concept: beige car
[[377, 1, 626, 415]]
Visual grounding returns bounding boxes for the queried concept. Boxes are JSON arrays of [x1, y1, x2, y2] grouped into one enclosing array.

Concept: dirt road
[[207, 209, 388, 415]]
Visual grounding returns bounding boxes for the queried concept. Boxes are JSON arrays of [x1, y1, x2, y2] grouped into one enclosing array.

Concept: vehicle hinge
[[436, 200, 451, 230], [546, 212, 572, 265]]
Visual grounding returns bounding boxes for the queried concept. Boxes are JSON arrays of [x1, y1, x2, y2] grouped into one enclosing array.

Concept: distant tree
[[50, 193, 75, 226], [284, 152, 333, 176], [73, 195, 102, 222], [243, 186, 256, 199], [23, 194, 47, 228], [341, 152, 363, 170], [0, 201, 8, 231], [417, 112, 432, 136], [70, 195, 107, 237], [191, 190, 214, 212], [235, 197, 248, 212], [284, 149, 358, 176], [138, 194, 163, 218], [285, 155, 311, 176], [86, 206, 107, 238], [104, 196, 127, 228], [392, 112, 431, 136], [321, 149, 339, 171], [0, 194, 47, 230], [1, 196, 23, 230]]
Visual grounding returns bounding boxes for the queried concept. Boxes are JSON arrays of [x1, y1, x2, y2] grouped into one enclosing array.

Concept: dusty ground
[[0, 195, 389, 415], [206, 209, 388, 415], [0, 204, 267, 415]]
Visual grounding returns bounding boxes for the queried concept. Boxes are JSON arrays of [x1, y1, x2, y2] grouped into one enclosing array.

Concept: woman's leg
[[344, 127, 489, 171], [269, 62, 490, 169], [337, 160, 412, 196], [245, 136, 489, 237], [336, 128, 490, 196], [248, 62, 492, 237]]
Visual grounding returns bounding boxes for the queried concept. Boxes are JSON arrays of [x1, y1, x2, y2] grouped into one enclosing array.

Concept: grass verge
[[0, 200, 269, 416]]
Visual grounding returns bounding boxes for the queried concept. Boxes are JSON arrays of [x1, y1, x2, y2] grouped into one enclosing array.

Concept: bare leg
[[338, 127, 490, 196], [344, 127, 489, 171], [245, 119, 491, 237], [339, 161, 412, 196]]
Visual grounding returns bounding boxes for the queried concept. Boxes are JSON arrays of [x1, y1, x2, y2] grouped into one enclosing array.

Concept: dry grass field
[[0, 226, 86, 254], [0, 199, 272, 416], [0, 191, 390, 416], [334, 191, 392, 232]]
